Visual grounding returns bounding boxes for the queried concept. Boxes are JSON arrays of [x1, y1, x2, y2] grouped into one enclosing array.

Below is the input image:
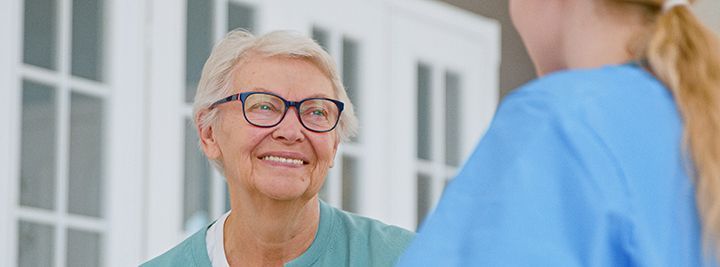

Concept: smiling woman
[[204, 56, 341, 204], [141, 30, 414, 267]]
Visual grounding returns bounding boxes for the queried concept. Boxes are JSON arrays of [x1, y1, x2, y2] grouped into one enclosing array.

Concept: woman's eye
[[250, 103, 277, 112], [307, 108, 328, 118]]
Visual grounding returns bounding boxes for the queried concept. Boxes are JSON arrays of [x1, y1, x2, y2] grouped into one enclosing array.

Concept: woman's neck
[[223, 196, 320, 266], [552, 1, 648, 74]]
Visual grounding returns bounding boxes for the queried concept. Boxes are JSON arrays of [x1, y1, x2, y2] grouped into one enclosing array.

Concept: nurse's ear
[[197, 110, 222, 160]]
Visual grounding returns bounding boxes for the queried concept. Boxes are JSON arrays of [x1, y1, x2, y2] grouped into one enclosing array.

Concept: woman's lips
[[261, 155, 305, 165], [257, 151, 310, 166]]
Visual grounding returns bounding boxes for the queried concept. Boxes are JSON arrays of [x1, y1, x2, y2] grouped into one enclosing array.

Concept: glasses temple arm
[[209, 94, 241, 109]]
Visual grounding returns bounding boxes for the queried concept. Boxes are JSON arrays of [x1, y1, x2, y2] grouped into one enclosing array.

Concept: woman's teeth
[[262, 155, 304, 165]]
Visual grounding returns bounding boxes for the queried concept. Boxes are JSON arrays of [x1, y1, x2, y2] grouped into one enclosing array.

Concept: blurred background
[[0, 0, 717, 266]]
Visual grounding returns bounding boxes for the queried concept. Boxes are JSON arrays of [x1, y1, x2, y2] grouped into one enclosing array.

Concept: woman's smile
[[257, 151, 310, 168]]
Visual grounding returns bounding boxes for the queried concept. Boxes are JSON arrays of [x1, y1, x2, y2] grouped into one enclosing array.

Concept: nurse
[[397, 0, 720, 265]]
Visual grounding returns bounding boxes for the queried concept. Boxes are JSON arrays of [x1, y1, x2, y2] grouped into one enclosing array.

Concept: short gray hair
[[192, 30, 359, 171]]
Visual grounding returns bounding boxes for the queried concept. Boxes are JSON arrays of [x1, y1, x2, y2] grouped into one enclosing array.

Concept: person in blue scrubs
[[397, 0, 720, 266]]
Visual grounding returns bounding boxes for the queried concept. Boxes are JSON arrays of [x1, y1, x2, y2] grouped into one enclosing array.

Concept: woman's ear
[[330, 135, 340, 168], [197, 111, 221, 160]]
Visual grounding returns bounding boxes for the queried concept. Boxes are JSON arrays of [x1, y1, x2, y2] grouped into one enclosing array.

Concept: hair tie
[[663, 0, 690, 12]]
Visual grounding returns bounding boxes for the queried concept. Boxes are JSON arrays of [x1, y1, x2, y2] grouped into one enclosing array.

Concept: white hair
[[192, 29, 359, 172]]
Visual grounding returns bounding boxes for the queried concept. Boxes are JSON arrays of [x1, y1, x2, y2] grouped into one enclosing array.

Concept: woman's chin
[[256, 177, 313, 201]]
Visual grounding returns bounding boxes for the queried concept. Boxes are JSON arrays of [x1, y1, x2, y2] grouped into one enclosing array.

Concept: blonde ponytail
[[644, 2, 720, 255]]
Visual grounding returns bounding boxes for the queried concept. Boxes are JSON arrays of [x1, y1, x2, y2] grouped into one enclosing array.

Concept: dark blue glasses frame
[[209, 91, 345, 132]]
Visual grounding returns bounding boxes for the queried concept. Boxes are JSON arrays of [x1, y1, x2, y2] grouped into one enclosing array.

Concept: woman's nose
[[271, 108, 305, 143]]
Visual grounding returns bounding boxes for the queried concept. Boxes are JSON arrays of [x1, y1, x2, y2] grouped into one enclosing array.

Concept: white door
[[1, 0, 146, 266], [259, 0, 389, 219], [387, 0, 500, 229], [144, 0, 261, 259]]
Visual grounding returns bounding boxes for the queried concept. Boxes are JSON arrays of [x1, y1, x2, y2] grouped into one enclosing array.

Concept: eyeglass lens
[[243, 93, 340, 131]]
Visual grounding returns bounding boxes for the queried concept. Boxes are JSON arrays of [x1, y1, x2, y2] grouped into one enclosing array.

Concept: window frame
[[309, 25, 369, 213], [16, 0, 112, 264], [388, 0, 500, 229], [0, 0, 23, 265], [2, 0, 147, 266], [287, 0, 387, 219], [414, 63, 464, 228], [145, 0, 262, 259]]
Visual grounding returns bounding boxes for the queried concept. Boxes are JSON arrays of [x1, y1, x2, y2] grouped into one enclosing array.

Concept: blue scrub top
[[396, 64, 716, 266]]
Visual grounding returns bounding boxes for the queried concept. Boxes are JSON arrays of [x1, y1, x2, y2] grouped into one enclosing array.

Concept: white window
[[145, 0, 261, 258], [17, 0, 108, 265], [182, 0, 256, 235], [2, 0, 146, 266], [310, 26, 365, 213], [415, 63, 465, 226], [387, 0, 499, 229], [272, 0, 389, 220]]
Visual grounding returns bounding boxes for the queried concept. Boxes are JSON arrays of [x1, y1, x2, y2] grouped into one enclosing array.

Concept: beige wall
[[438, 0, 536, 98], [695, 0, 720, 35], [438, 0, 720, 99]]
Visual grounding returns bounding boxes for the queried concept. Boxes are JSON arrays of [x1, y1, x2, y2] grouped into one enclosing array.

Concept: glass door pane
[[20, 80, 57, 210], [18, 221, 55, 267], [68, 93, 105, 217], [342, 37, 360, 142], [312, 27, 330, 52], [341, 156, 358, 213], [416, 173, 432, 229], [23, 0, 58, 70], [444, 71, 462, 167], [71, 0, 104, 81], [416, 63, 432, 161], [66, 228, 102, 266], [183, 120, 212, 232], [185, 0, 214, 103], [227, 2, 254, 32]]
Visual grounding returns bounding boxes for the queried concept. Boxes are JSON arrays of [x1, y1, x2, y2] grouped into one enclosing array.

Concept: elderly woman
[[142, 30, 414, 267]]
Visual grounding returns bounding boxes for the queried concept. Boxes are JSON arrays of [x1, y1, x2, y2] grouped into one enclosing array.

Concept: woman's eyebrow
[[248, 88, 332, 99], [304, 93, 332, 99], [248, 87, 270, 92]]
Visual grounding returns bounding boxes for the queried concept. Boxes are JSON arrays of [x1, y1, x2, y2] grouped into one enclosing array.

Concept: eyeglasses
[[209, 91, 344, 133]]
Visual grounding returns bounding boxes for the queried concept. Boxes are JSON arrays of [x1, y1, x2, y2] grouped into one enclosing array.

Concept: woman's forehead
[[241, 87, 334, 100], [231, 56, 337, 99]]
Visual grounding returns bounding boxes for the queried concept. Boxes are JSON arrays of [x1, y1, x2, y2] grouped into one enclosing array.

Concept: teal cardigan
[[142, 200, 415, 266]]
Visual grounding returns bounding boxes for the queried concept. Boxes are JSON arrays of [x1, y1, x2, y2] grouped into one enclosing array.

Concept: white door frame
[[388, 0, 500, 229], [260, 0, 390, 220], [144, 0, 187, 259], [0, 0, 22, 265], [105, 0, 147, 265], [1, 0, 148, 265]]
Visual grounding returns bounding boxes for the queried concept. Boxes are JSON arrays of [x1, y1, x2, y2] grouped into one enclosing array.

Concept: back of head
[[608, 0, 720, 257]]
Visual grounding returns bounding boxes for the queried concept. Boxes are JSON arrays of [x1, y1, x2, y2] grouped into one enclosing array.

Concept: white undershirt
[[206, 211, 231, 267]]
